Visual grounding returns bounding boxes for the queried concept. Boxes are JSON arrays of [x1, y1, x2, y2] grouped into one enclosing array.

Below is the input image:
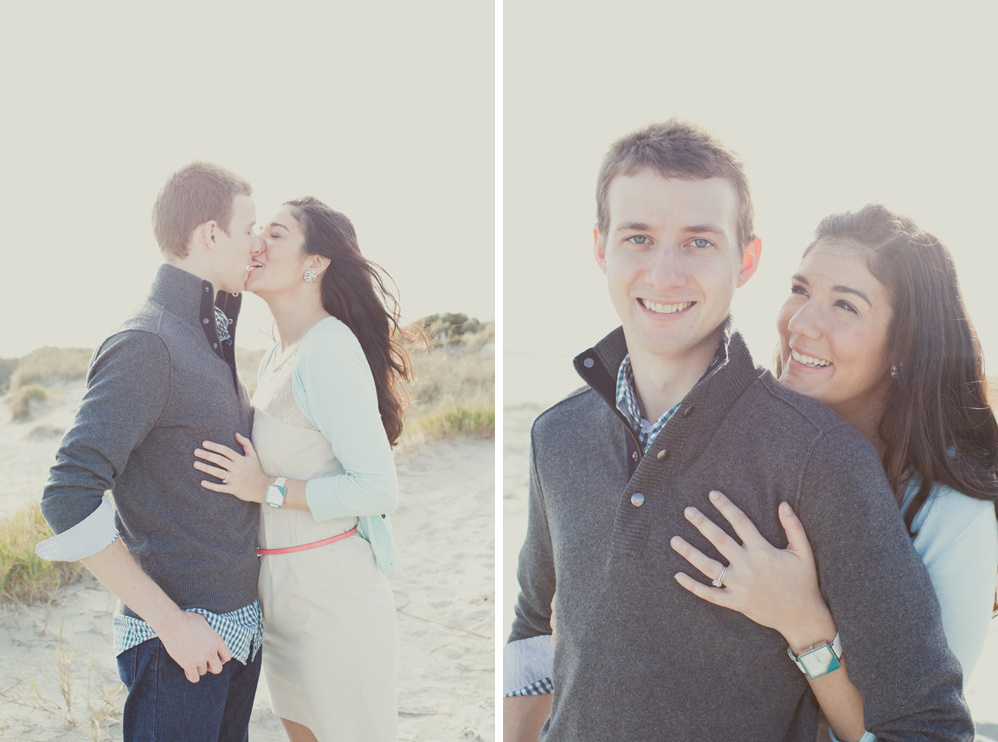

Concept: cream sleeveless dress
[[252, 343, 398, 741]]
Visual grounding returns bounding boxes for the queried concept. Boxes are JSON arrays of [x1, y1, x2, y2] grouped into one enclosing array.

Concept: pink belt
[[257, 525, 358, 557]]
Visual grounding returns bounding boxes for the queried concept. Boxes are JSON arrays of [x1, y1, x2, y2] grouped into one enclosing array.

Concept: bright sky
[[504, 4, 998, 405], [0, 2, 493, 359]]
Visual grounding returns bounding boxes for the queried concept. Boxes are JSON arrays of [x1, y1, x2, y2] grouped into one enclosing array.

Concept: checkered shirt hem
[[505, 677, 555, 697], [113, 600, 263, 663]]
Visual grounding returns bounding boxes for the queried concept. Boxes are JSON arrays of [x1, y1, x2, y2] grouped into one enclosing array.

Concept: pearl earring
[[303, 269, 318, 283]]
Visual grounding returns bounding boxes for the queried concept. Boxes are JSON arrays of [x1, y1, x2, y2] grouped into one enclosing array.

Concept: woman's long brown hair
[[804, 205, 998, 540], [288, 197, 417, 446]]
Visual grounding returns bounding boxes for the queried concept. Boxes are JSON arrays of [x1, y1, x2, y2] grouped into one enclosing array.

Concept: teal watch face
[[799, 644, 841, 680]]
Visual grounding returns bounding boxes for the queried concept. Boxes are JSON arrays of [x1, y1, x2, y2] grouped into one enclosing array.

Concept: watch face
[[800, 645, 841, 679], [265, 485, 284, 507]]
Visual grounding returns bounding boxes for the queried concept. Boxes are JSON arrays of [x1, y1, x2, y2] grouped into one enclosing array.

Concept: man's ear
[[736, 237, 762, 288], [594, 225, 608, 275], [194, 220, 219, 251]]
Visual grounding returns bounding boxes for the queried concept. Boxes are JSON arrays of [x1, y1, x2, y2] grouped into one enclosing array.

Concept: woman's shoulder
[[909, 479, 996, 537], [293, 316, 373, 395], [299, 316, 364, 359]]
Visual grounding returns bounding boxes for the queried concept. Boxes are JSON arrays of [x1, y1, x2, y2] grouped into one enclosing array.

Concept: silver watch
[[787, 632, 842, 680], [265, 476, 287, 508]]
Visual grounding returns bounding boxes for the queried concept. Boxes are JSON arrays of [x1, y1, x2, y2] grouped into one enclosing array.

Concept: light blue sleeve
[[910, 483, 998, 681], [291, 318, 398, 521], [829, 484, 998, 742], [828, 728, 876, 742]]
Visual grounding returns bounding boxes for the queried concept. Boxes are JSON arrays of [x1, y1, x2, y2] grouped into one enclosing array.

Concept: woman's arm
[[193, 320, 397, 519], [290, 321, 397, 520], [671, 491, 868, 742], [909, 484, 998, 681]]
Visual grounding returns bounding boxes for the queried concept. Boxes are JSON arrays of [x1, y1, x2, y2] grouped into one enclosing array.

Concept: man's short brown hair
[[152, 161, 252, 258], [596, 119, 755, 249]]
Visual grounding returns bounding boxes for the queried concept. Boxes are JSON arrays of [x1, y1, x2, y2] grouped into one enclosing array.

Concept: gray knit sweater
[[41, 264, 259, 617], [509, 327, 973, 741]]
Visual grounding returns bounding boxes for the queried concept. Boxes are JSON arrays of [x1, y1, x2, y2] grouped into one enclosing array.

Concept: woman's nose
[[787, 302, 821, 339]]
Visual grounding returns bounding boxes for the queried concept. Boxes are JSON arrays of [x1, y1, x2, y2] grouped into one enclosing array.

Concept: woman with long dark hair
[[193, 197, 414, 741], [671, 204, 998, 742]]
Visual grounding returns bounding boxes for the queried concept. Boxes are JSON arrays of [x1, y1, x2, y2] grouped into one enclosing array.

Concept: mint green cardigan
[[260, 316, 398, 573]]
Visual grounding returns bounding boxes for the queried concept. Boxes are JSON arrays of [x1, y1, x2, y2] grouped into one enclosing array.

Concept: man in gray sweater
[[503, 122, 973, 741], [37, 162, 264, 741]]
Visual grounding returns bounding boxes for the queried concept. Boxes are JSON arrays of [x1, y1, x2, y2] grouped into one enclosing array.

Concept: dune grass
[[0, 502, 86, 607], [9, 384, 49, 422], [4, 347, 92, 422], [9, 347, 92, 390], [400, 323, 494, 443]]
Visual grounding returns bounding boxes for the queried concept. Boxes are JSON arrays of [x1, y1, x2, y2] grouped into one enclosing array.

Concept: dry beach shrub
[[400, 319, 495, 442], [8, 384, 49, 422], [9, 347, 92, 390], [0, 503, 86, 606]]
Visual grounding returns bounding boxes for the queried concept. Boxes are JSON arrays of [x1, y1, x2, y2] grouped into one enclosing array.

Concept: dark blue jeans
[[116, 638, 262, 742]]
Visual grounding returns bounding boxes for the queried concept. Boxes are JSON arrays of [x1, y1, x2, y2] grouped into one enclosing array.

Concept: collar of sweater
[[150, 263, 243, 331], [572, 322, 763, 466]]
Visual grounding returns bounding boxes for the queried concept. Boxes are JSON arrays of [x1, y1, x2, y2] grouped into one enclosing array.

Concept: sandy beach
[[503, 401, 998, 740], [0, 380, 495, 741]]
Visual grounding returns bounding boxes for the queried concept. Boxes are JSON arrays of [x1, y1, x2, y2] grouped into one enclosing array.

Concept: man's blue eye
[[691, 238, 711, 248], [629, 235, 649, 245]]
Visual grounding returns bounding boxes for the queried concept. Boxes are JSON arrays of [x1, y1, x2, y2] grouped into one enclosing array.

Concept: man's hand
[[81, 539, 234, 684], [504, 695, 552, 742], [156, 611, 233, 683]]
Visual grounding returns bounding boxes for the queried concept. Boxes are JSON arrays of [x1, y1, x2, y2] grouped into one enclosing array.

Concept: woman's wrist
[[779, 599, 838, 653], [259, 475, 275, 504]]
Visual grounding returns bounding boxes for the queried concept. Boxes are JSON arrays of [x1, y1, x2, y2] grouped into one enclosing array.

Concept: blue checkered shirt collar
[[615, 327, 731, 453], [214, 306, 231, 343]]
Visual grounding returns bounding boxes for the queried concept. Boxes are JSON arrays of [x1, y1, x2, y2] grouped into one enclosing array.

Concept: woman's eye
[[835, 300, 858, 314], [790, 283, 807, 296]]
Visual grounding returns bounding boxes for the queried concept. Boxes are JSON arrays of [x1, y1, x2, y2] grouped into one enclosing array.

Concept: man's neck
[[627, 333, 720, 422]]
